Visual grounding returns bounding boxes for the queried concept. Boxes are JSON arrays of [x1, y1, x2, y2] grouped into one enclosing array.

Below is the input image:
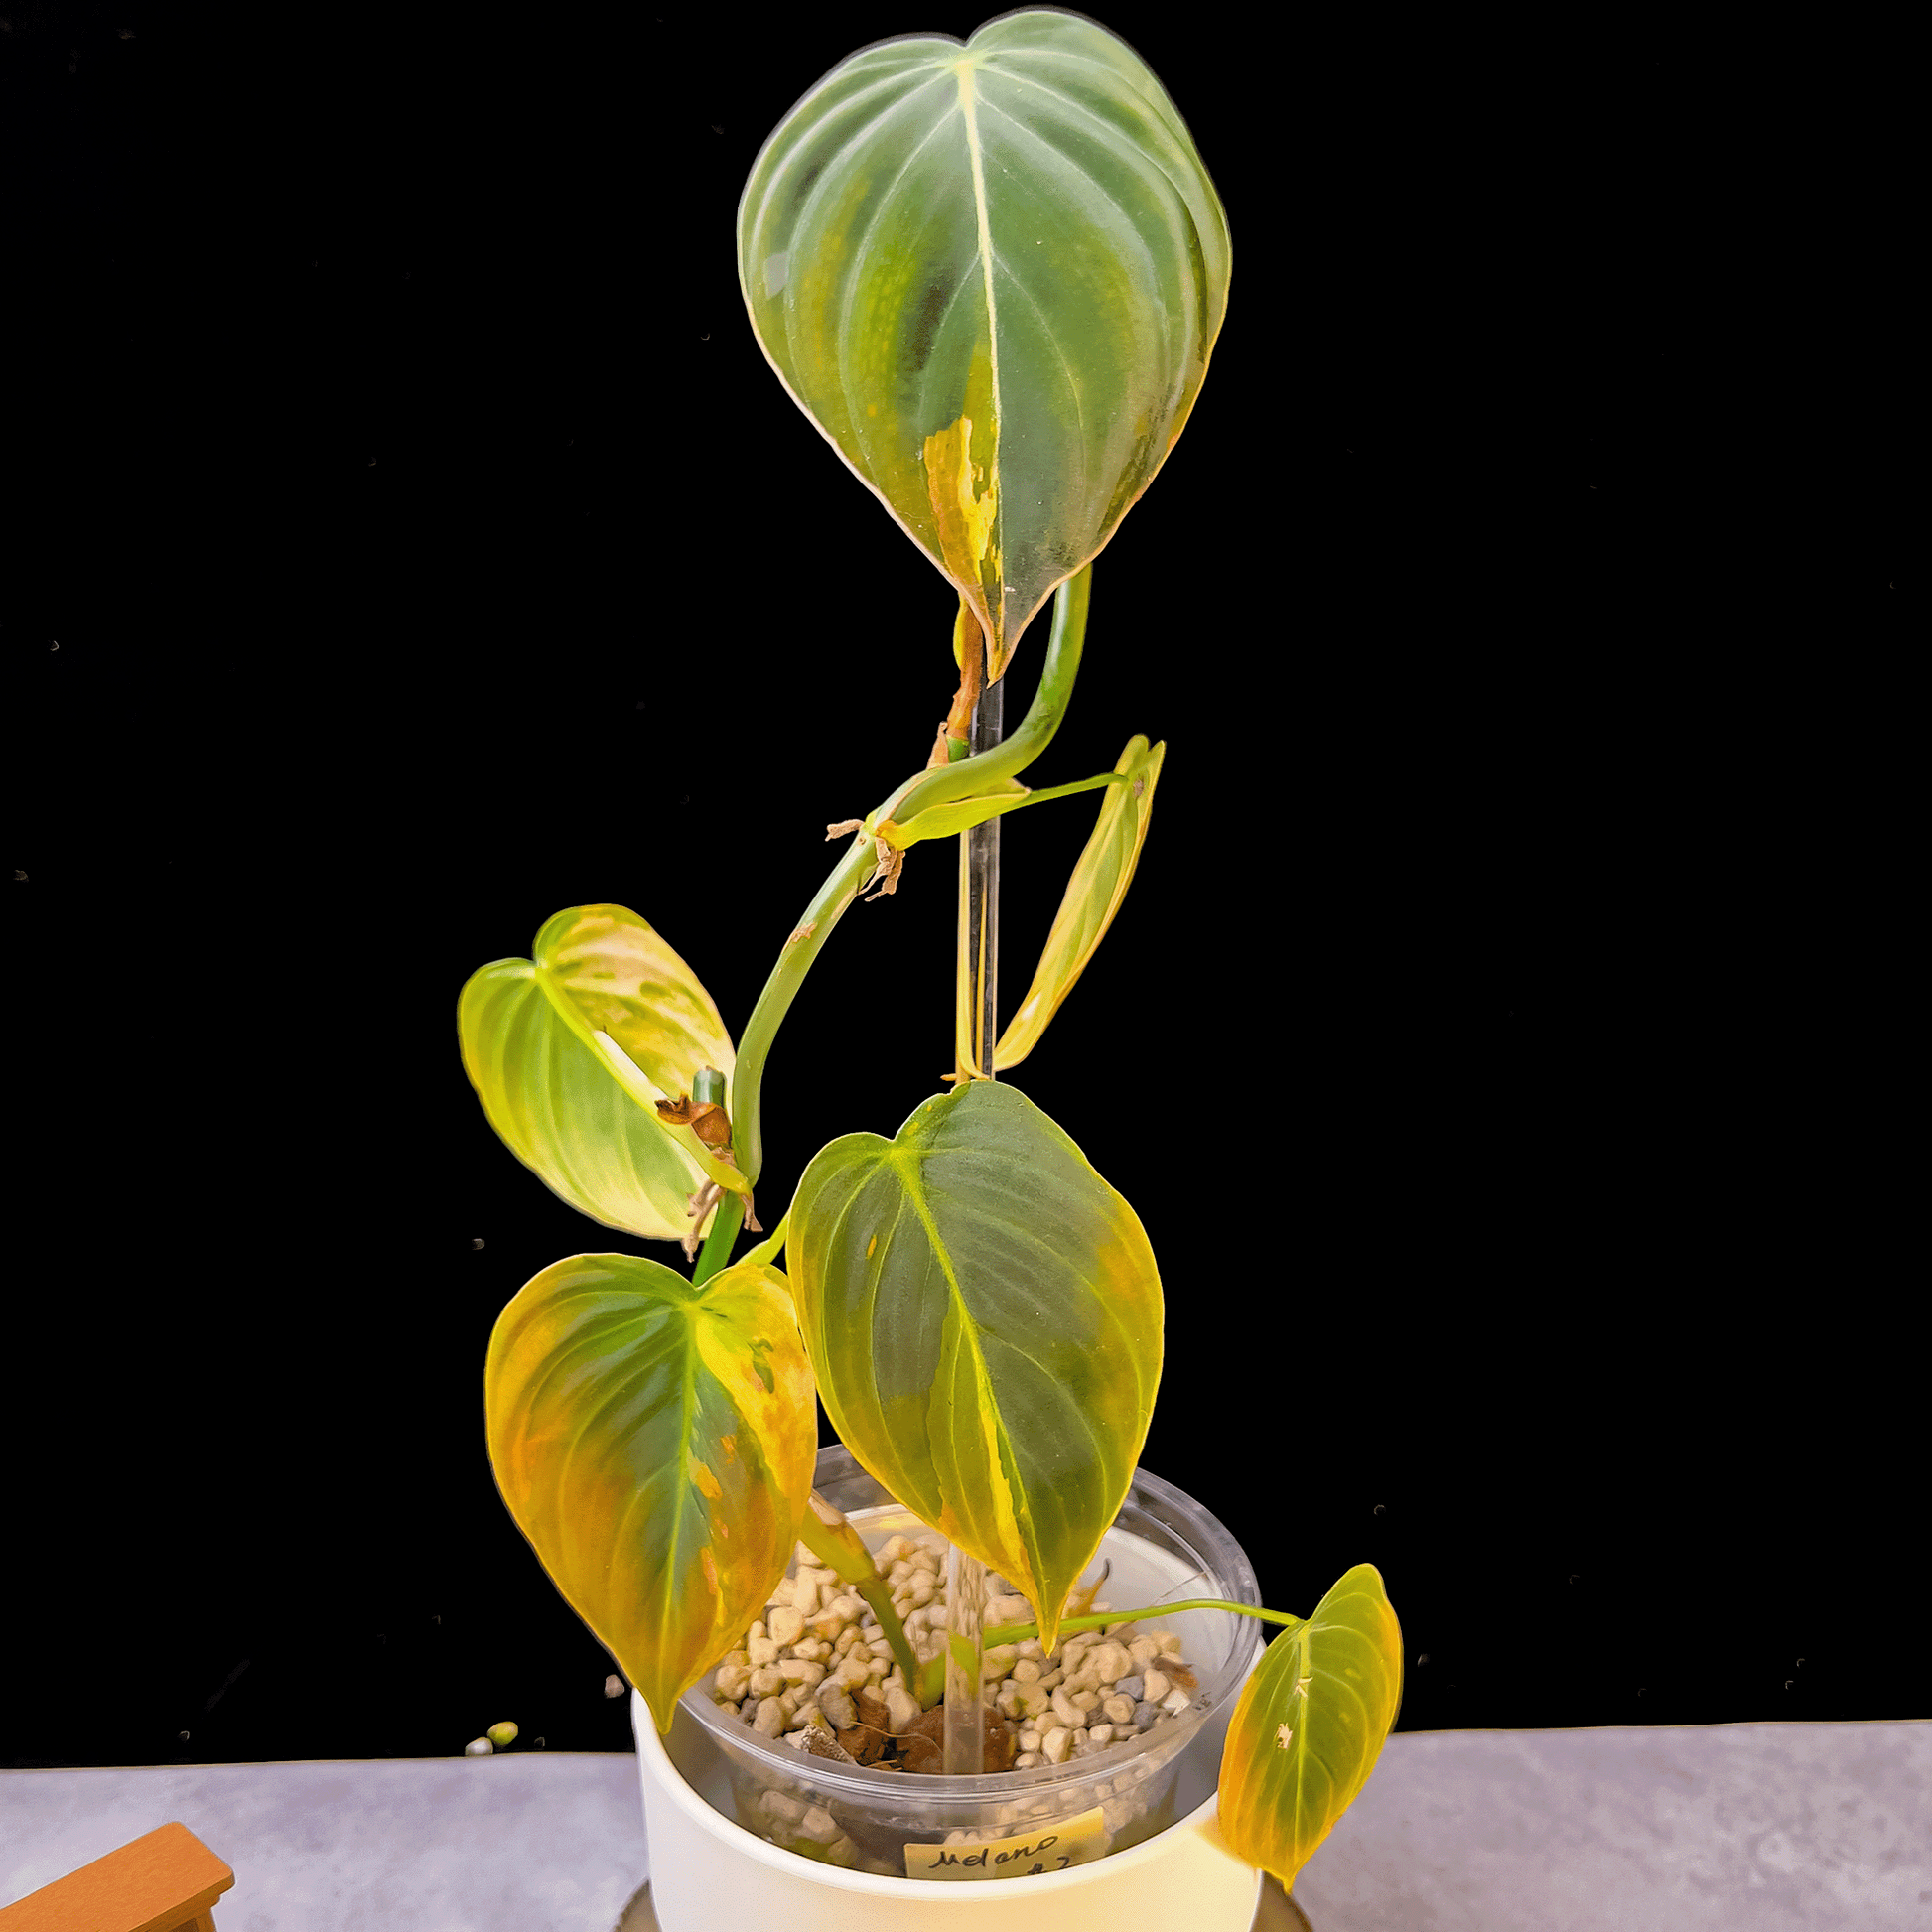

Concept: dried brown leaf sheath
[[655, 1095, 733, 1152]]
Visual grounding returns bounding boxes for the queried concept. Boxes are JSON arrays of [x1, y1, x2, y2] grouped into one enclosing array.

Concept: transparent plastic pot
[[665, 1445, 1264, 1882]]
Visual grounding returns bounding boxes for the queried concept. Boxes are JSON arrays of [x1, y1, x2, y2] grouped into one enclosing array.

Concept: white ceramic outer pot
[[635, 1688, 1264, 1930]]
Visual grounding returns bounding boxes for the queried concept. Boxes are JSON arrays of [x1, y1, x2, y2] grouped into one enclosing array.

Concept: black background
[[2, 5, 1912, 1771]]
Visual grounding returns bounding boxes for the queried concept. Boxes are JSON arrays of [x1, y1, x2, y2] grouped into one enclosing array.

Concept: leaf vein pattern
[[861, 1186, 914, 1461], [893, 1145, 1021, 1555], [980, 1331, 1111, 1471], [954, 60, 1004, 623], [984, 44, 1188, 148], [982, 63, 1182, 181], [830, 85, 960, 444], [838, 83, 959, 316], [983, 252, 1087, 441], [933, 1188, 1154, 1377], [749, 66, 932, 245], [976, 94, 1160, 283]]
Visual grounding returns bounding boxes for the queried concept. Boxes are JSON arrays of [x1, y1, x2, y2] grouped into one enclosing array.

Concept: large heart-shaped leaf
[[485, 1252, 817, 1732], [739, 12, 1230, 679], [996, 734, 1164, 1070], [1216, 1565, 1405, 1889], [788, 1079, 1162, 1654]]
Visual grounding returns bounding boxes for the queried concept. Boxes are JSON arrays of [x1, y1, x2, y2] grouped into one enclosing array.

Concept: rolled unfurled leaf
[[459, 907, 744, 1241], [1217, 1565, 1404, 1890], [788, 1080, 1162, 1655], [996, 735, 1164, 1070], [485, 1252, 818, 1733], [739, 12, 1230, 680]]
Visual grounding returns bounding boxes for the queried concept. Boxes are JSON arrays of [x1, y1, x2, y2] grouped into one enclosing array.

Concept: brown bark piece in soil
[[835, 1723, 888, 1766], [897, 1705, 945, 1776], [896, 1705, 1016, 1775]]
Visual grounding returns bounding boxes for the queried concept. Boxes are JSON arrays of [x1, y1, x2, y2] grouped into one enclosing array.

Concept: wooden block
[[0, 1820, 234, 1932]]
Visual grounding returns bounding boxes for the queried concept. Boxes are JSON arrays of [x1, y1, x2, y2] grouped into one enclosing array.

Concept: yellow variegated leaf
[[532, 904, 735, 1101], [459, 959, 709, 1242], [485, 1252, 817, 1732], [739, 13, 1230, 679], [1217, 1566, 1405, 1890], [525, 904, 748, 1200], [460, 904, 745, 1238], [788, 1080, 1162, 1655], [996, 735, 1164, 1070]]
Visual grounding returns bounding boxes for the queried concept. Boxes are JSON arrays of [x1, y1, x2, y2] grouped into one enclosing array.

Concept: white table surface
[[2, 1721, 1924, 1930]]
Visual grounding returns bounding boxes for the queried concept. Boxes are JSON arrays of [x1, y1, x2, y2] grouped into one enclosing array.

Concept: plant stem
[[728, 565, 1092, 1194], [985, 1598, 1307, 1646], [918, 1599, 1307, 1708], [794, 1493, 923, 1693], [689, 1190, 745, 1288], [891, 564, 1091, 827]]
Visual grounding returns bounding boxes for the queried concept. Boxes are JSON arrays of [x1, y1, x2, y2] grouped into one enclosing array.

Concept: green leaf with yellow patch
[[1216, 1565, 1405, 1890], [484, 1252, 817, 1733], [739, 12, 1229, 680], [995, 735, 1164, 1071], [787, 1079, 1161, 1655]]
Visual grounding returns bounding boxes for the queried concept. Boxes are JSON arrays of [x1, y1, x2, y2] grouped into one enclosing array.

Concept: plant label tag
[[902, 1804, 1108, 1881]]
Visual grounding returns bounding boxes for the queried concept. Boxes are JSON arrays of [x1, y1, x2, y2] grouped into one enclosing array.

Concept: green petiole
[[690, 1191, 746, 1288], [793, 1495, 925, 1697], [726, 566, 1093, 1205]]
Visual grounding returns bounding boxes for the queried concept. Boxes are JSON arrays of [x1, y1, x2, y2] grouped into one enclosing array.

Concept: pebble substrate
[[706, 1528, 1199, 1780]]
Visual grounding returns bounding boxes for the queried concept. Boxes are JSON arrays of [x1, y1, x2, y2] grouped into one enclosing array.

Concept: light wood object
[[0, 1820, 234, 1931]]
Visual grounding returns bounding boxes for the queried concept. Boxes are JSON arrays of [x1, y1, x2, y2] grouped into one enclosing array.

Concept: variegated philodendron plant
[[462, 11, 1401, 1894]]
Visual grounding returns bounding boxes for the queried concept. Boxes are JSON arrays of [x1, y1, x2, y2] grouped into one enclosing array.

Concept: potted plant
[[460, 13, 1403, 1927]]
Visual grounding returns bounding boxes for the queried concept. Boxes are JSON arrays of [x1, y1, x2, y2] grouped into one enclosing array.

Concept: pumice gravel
[[706, 1530, 1198, 1776]]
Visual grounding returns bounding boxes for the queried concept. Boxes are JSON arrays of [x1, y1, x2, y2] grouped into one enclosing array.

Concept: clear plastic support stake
[[943, 664, 1000, 1773], [942, 1542, 988, 1774], [953, 674, 1002, 1081]]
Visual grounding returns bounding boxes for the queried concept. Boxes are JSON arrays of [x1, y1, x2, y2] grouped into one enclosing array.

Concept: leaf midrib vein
[[890, 1143, 1022, 1562], [955, 60, 1004, 635]]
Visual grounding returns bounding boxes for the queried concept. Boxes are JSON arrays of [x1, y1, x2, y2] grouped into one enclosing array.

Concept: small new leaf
[[995, 737, 1164, 1071], [1216, 1566, 1404, 1890]]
